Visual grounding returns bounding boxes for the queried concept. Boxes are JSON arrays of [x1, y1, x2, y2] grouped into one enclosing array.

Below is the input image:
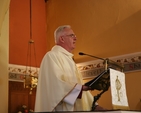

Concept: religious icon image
[[115, 75, 122, 101]]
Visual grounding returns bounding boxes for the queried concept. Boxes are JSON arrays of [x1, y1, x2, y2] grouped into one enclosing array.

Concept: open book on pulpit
[[85, 69, 110, 91]]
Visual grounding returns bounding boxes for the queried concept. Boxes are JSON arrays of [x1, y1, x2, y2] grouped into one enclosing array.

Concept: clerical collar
[[52, 45, 74, 57]]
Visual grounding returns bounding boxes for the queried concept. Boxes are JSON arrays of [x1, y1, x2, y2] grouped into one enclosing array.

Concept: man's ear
[[59, 36, 65, 43]]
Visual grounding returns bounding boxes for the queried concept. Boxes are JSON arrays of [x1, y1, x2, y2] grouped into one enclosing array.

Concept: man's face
[[61, 28, 77, 52]]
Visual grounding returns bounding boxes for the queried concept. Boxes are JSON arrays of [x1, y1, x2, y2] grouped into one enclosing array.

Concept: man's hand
[[82, 85, 91, 91]]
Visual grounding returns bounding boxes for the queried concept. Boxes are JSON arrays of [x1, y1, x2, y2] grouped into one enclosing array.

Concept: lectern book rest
[[85, 69, 110, 91]]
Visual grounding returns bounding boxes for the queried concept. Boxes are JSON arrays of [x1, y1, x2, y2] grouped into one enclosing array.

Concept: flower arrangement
[[17, 105, 34, 113]]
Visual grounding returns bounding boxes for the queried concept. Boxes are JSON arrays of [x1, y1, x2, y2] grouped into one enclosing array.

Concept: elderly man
[[35, 25, 105, 112]]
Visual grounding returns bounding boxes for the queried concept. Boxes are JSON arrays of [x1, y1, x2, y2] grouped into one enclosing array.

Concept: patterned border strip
[[9, 52, 141, 80], [9, 64, 39, 81]]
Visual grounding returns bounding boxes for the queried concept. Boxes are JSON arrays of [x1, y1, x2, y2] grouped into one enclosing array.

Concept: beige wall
[[45, 0, 141, 110], [0, 0, 10, 112], [45, 0, 141, 62]]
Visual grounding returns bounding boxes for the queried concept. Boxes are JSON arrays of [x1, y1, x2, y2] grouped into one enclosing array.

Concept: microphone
[[78, 52, 124, 70], [78, 52, 84, 55], [79, 52, 105, 60]]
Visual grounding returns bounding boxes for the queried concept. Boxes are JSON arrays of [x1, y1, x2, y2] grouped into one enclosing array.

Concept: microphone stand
[[91, 88, 108, 111]]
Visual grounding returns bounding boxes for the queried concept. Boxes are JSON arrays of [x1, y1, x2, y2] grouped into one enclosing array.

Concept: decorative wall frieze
[[9, 64, 39, 82], [9, 52, 141, 80]]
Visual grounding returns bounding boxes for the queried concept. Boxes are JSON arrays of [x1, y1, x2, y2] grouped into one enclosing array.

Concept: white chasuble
[[34, 45, 93, 112], [110, 68, 129, 110]]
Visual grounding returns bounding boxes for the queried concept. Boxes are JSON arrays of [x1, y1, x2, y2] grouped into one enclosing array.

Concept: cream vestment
[[34, 45, 93, 112]]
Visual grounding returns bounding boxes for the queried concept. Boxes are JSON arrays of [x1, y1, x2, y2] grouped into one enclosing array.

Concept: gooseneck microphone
[[79, 52, 105, 60], [78, 52, 124, 70]]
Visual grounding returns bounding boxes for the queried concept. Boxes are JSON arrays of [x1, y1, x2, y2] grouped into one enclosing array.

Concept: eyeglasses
[[63, 34, 76, 38]]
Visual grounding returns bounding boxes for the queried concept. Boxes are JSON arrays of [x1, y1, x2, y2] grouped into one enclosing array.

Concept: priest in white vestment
[[34, 25, 104, 112]]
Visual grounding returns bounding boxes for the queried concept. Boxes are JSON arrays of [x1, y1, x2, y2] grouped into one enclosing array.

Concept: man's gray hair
[[54, 25, 71, 43]]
